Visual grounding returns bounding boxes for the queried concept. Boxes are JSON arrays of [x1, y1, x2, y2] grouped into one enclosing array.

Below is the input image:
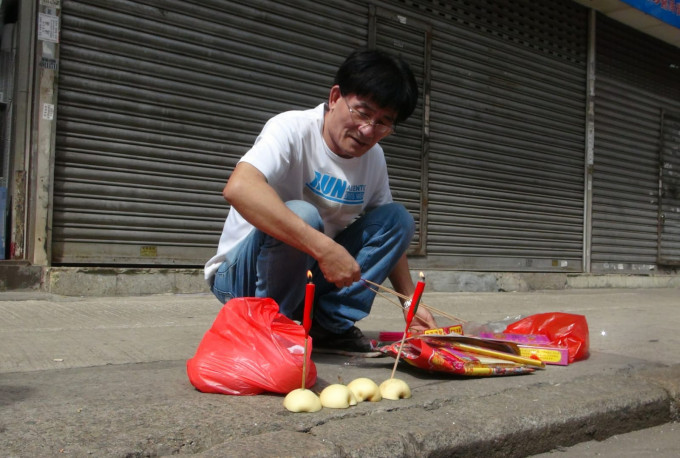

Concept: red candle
[[391, 272, 427, 380], [303, 271, 315, 335], [406, 272, 425, 327]]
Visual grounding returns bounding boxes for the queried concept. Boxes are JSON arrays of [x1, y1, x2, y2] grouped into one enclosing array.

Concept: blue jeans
[[210, 200, 415, 333]]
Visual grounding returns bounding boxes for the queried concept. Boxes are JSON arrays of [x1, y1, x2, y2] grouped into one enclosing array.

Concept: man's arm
[[388, 254, 438, 330], [223, 162, 361, 287]]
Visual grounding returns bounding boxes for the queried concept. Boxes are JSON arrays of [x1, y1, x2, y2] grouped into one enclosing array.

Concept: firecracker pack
[[478, 332, 570, 366]]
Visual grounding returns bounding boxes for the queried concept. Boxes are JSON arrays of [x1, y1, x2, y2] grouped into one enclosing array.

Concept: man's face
[[323, 85, 397, 159]]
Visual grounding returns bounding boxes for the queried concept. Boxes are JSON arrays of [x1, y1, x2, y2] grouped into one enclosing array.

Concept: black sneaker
[[310, 326, 382, 357]]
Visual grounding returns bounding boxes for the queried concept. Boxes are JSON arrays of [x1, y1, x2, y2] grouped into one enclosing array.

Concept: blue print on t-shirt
[[306, 171, 364, 205]]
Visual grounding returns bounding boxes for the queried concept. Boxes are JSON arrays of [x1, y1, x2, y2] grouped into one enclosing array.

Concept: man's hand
[[316, 239, 361, 288], [404, 305, 437, 332]]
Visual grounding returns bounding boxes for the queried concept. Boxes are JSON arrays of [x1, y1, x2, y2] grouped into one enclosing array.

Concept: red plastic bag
[[504, 312, 589, 363], [187, 297, 316, 395]]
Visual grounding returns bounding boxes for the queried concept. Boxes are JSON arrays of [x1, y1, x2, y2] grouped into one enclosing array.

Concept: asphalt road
[[533, 422, 680, 457]]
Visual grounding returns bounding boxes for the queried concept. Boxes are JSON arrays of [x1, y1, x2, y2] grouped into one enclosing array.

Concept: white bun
[[319, 384, 358, 409], [347, 377, 382, 402], [283, 388, 322, 413], [379, 378, 412, 400]]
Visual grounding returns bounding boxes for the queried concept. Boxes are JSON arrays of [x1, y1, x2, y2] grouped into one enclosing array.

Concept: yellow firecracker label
[[519, 347, 567, 364], [423, 325, 464, 336]]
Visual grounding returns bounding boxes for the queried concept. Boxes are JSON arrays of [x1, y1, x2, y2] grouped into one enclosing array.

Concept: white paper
[[38, 13, 60, 43]]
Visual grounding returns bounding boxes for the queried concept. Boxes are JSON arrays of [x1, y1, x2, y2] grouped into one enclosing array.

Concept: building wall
[[4, 0, 679, 282]]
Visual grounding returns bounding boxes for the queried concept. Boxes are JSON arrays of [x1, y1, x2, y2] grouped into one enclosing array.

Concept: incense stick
[[301, 337, 309, 389], [362, 278, 410, 300], [390, 334, 407, 379], [362, 278, 467, 323], [368, 286, 406, 310]]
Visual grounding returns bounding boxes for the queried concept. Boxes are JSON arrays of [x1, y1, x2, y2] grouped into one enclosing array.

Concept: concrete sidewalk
[[1, 288, 679, 456]]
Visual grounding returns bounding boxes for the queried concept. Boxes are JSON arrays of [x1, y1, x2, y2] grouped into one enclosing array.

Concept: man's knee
[[392, 203, 415, 230], [373, 203, 415, 237], [286, 200, 323, 231]]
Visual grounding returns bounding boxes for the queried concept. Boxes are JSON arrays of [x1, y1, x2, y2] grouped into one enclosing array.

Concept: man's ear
[[328, 85, 342, 109]]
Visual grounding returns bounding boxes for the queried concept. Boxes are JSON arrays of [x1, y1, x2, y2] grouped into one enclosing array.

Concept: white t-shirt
[[204, 103, 393, 280]]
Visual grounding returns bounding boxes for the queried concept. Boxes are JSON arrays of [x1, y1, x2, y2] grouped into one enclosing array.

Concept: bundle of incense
[[379, 331, 406, 342], [361, 278, 467, 323]]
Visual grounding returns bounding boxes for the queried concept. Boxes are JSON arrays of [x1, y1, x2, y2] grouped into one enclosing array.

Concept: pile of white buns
[[284, 377, 411, 413]]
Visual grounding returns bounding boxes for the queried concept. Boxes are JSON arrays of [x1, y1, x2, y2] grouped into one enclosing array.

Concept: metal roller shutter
[[53, 0, 369, 264], [409, 0, 588, 271], [590, 77, 661, 268], [591, 14, 680, 271], [370, 5, 431, 255], [659, 110, 680, 265]]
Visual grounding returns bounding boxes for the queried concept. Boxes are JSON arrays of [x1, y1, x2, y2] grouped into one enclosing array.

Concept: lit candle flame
[[307, 270, 313, 282], [419, 271, 425, 281]]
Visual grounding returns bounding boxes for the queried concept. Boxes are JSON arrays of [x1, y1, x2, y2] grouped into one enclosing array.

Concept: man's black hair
[[334, 48, 419, 125]]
